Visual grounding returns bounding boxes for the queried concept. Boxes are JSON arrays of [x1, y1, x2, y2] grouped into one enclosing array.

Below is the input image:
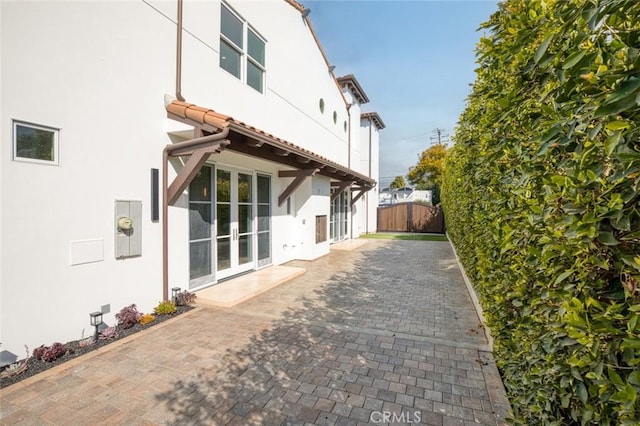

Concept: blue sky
[[305, 0, 499, 188]]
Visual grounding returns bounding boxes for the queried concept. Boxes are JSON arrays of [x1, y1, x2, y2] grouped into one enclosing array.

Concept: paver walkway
[[0, 240, 511, 425]]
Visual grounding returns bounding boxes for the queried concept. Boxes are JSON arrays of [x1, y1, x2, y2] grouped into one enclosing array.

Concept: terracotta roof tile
[[166, 101, 375, 186]]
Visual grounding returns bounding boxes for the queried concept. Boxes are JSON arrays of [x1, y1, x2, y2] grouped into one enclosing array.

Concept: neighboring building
[[379, 187, 433, 206], [0, 0, 384, 360]]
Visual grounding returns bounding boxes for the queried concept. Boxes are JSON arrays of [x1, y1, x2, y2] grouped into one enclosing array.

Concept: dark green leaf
[[562, 50, 586, 70], [597, 231, 619, 246], [535, 34, 554, 64]]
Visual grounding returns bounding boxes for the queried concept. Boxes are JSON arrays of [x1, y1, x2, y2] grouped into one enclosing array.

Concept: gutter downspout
[[367, 118, 372, 234], [162, 128, 230, 301], [347, 103, 353, 240], [176, 0, 185, 102]]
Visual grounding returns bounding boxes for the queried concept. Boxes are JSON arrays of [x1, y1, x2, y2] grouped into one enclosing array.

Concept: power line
[[430, 128, 450, 146]]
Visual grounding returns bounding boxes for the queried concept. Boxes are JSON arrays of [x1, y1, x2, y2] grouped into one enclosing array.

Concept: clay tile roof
[[336, 74, 370, 104], [166, 100, 231, 129], [166, 100, 375, 186], [361, 112, 386, 130]]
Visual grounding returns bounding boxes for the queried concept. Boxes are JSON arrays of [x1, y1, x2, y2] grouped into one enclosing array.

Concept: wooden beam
[[277, 169, 319, 206], [296, 155, 311, 164], [167, 141, 228, 205], [350, 188, 368, 206], [331, 181, 352, 202]]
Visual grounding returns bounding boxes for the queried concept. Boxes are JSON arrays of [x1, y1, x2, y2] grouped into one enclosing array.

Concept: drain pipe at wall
[[366, 118, 372, 234], [175, 0, 185, 102], [162, 128, 230, 301], [347, 103, 354, 240]]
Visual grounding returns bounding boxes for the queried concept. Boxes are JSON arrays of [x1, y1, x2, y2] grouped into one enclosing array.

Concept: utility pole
[[430, 128, 450, 146]]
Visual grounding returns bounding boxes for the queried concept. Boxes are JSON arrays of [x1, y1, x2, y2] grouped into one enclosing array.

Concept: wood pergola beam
[[277, 168, 319, 206], [350, 188, 367, 206], [167, 141, 229, 205], [330, 181, 353, 202]]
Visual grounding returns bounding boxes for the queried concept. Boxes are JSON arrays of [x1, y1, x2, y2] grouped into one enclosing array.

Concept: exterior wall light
[[89, 311, 103, 340], [301, 8, 310, 18]]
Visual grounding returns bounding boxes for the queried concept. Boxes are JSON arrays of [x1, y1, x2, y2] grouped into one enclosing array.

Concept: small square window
[[13, 121, 59, 165]]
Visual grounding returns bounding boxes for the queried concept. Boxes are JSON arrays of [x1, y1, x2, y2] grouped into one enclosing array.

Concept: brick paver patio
[[0, 240, 511, 425]]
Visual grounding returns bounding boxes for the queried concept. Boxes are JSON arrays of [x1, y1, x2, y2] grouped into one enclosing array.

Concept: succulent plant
[[138, 313, 155, 325], [154, 300, 177, 315], [115, 304, 141, 329], [175, 290, 197, 306], [98, 326, 118, 340]]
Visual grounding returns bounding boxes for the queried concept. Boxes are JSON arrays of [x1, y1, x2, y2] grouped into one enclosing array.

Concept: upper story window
[[220, 4, 266, 93], [13, 120, 59, 165]]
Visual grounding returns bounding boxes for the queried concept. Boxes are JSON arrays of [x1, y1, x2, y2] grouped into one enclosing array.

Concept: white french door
[[330, 189, 349, 242], [215, 167, 255, 280], [189, 165, 271, 288]]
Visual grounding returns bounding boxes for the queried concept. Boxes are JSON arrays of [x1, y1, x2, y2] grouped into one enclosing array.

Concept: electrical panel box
[[115, 200, 142, 258]]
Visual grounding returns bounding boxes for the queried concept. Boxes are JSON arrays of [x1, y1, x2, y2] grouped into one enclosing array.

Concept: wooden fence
[[377, 203, 445, 233]]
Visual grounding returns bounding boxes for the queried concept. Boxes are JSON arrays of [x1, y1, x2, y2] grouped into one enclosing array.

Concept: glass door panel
[[189, 167, 213, 285], [256, 174, 271, 266], [216, 169, 232, 273], [237, 172, 253, 268]]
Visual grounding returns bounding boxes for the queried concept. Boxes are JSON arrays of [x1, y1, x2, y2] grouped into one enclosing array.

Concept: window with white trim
[[12, 120, 59, 165], [220, 4, 266, 93]]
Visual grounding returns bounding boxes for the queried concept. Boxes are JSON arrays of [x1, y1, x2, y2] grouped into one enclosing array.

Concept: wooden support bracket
[[350, 188, 368, 206], [167, 141, 229, 205], [330, 181, 353, 202], [277, 168, 319, 206]]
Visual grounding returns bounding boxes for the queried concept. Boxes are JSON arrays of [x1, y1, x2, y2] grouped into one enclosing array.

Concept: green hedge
[[442, 0, 640, 424]]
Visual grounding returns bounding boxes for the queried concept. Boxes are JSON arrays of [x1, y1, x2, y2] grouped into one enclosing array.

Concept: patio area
[[0, 239, 511, 425]]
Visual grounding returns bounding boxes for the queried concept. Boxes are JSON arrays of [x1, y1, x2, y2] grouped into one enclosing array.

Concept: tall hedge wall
[[441, 0, 640, 424]]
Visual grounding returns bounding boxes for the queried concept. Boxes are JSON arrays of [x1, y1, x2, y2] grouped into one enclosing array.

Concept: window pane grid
[[220, 4, 265, 93]]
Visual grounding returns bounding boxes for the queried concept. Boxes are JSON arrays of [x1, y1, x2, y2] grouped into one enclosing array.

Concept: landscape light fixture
[[301, 8, 310, 18], [89, 311, 103, 340], [172, 287, 181, 302]]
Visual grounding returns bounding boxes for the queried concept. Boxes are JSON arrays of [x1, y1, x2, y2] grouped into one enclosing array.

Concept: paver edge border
[[0, 307, 203, 394], [446, 234, 495, 351]]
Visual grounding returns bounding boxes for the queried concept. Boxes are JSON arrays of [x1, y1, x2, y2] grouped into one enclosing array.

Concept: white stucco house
[[0, 0, 384, 362]]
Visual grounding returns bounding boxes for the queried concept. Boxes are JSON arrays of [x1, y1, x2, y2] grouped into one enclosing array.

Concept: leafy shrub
[[115, 304, 141, 329], [442, 0, 640, 424], [154, 300, 176, 315], [138, 313, 155, 325], [98, 326, 118, 340], [175, 290, 197, 306], [32, 345, 47, 360], [33, 343, 70, 362]]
